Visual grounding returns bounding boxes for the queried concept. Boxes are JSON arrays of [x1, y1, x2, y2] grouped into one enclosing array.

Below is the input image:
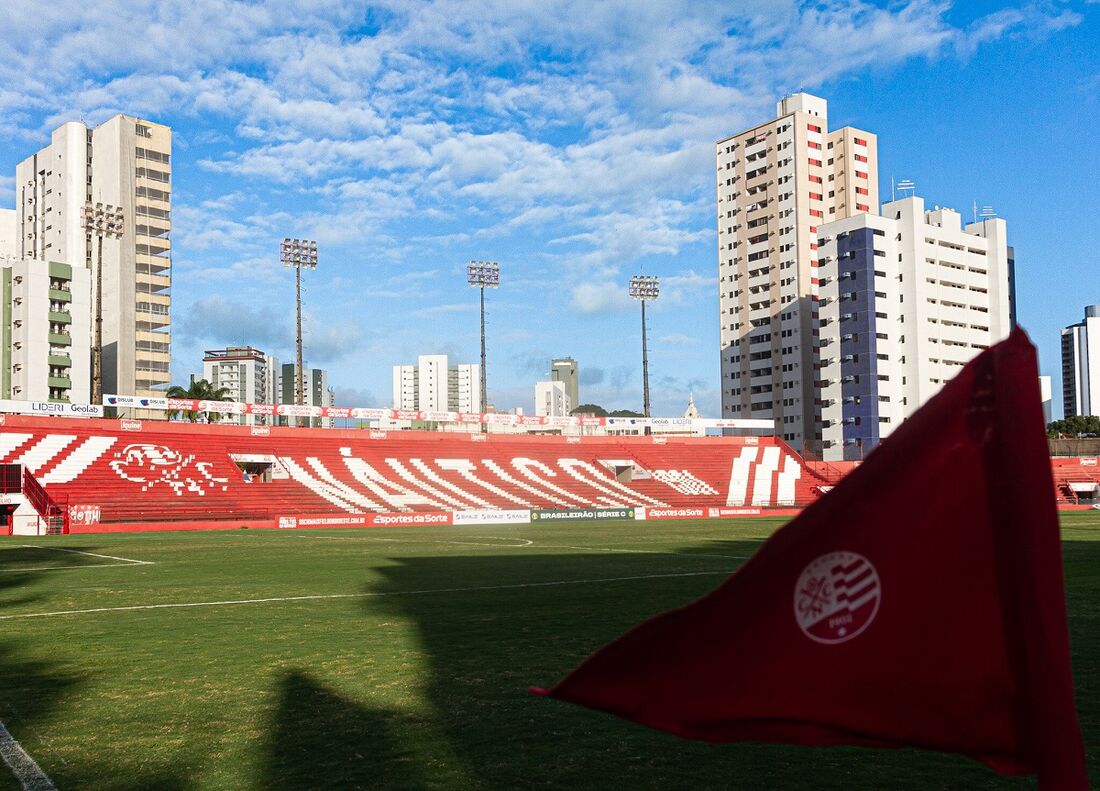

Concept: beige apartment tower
[[15, 115, 172, 399], [716, 93, 878, 453]]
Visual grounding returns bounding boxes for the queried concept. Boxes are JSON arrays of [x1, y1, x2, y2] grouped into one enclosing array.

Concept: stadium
[[0, 407, 1096, 788], [1, 3, 1098, 788]]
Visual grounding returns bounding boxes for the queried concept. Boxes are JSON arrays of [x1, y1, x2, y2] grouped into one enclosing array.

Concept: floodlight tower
[[281, 238, 318, 426], [629, 274, 659, 418], [467, 260, 499, 419], [81, 202, 125, 405]]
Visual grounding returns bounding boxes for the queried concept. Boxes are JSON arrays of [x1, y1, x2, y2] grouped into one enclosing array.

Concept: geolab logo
[[794, 551, 880, 644]]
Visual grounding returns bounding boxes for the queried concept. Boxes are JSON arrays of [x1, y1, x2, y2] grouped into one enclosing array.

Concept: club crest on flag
[[794, 551, 881, 644]]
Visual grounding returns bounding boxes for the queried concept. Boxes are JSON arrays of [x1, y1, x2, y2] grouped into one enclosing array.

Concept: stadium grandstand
[[0, 414, 854, 534], [0, 414, 1094, 534]]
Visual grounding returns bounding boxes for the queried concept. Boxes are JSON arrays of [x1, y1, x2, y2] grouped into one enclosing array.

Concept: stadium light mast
[[81, 202, 124, 406], [281, 238, 318, 427], [629, 274, 659, 418], [467, 260, 499, 421]]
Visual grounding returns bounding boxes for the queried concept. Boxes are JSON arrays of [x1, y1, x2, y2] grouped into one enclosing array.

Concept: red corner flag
[[532, 328, 1088, 789]]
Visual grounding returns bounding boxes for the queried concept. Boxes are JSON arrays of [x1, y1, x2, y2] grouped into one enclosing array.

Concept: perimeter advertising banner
[[284, 512, 454, 528], [530, 508, 635, 522], [452, 509, 531, 525], [104, 395, 169, 410], [0, 399, 104, 418], [637, 507, 707, 521]]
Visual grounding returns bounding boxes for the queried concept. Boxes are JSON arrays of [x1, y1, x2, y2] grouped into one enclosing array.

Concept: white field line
[[0, 563, 155, 574], [296, 535, 535, 548], [288, 534, 743, 559], [0, 569, 732, 622], [19, 546, 152, 565], [0, 721, 56, 791]]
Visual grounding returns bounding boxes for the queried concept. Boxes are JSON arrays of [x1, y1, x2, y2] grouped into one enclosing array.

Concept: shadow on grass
[[258, 671, 426, 790], [256, 534, 1095, 789], [0, 542, 199, 790]]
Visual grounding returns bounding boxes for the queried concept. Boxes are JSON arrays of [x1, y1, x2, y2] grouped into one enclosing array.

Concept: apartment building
[[1062, 304, 1100, 418], [0, 209, 91, 403], [816, 196, 1011, 459], [278, 362, 334, 428], [535, 379, 572, 417], [15, 115, 172, 400], [550, 357, 579, 410], [391, 354, 480, 413], [203, 346, 279, 425], [717, 93, 878, 453]]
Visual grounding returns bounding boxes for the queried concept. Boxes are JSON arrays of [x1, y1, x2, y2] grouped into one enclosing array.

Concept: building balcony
[[48, 332, 71, 346], [136, 370, 172, 387], [136, 350, 171, 365], [136, 309, 171, 329], [136, 240, 171, 257], [48, 288, 72, 303], [136, 254, 172, 274], [136, 291, 171, 307], [136, 271, 171, 292], [48, 310, 71, 325], [47, 375, 71, 389], [48, 354, 71, 368], [136, 329, 170, 345]]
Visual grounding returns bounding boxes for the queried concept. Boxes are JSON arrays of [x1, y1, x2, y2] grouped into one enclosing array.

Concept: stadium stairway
[[1050, 457, 1100, 504]]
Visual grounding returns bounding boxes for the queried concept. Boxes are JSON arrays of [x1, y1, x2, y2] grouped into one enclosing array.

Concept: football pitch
[[0, 514, 1096, 790]]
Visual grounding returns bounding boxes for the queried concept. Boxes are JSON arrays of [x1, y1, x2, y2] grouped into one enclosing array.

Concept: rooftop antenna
[[892, 178, 915, 201], [979, 205, 996, 220]]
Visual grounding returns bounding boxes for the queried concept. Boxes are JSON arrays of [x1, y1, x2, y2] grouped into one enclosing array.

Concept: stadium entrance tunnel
[[228, 453, 287, 484]]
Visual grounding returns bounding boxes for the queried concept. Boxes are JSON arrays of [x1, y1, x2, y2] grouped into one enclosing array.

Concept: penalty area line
[[0, 569, 734, 621], [0, 720, 56, 791], [0, 562, 156, 574], [20, 545, 153, 566]]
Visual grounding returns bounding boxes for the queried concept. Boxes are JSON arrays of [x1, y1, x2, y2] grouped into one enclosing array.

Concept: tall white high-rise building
[[392, 354, 480, 413], [15, 115, 172, 400], [816, 196, 1012, 459], [203, 346, 279, 425], [717, 93, 878, 453], [1061, 304, 1100, 418]]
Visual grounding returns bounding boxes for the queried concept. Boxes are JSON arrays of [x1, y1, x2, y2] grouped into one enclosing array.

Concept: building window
[[808, 158, 822, 167], [807, 124, 821, 133]]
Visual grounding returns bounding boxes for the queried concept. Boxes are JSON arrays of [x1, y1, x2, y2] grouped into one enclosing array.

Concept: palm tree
[[166, 379, 233, 423]]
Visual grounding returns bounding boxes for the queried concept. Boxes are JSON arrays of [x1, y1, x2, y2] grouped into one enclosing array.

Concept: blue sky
[[0, 0, 1096, 417]]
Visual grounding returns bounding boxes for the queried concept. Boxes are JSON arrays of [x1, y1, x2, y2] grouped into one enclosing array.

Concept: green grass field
[[0, 513, 1096, 790]]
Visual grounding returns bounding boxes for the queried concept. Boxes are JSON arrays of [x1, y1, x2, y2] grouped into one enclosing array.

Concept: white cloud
[[657, 333, 701, 346], [0, 0, 1081, 410], [411, 302, 476, 319], [570, 281, 633, 315]]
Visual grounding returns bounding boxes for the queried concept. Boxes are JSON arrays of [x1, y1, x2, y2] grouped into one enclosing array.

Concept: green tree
[[608, 409, 645, 418], [166, 379, 233, 423], [570, 403, 608, 417], [1047, 415, 1100, 437]]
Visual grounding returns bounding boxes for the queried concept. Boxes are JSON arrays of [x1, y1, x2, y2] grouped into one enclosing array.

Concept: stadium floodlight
[[82, 202, 125, 405], [281, 239, 319, 427], [467, 261, 500, 421], [629, 275, 660, 418]]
